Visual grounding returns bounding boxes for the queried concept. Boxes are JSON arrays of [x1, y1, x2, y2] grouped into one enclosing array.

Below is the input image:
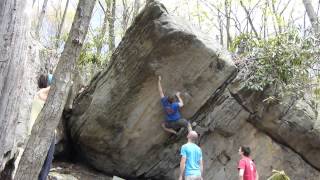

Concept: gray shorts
[[185, 176, 202, 180], [164, 118, 189, 130]]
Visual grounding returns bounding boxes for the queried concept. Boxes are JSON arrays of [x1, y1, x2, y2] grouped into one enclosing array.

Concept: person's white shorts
[[185, 176, 202, 180]]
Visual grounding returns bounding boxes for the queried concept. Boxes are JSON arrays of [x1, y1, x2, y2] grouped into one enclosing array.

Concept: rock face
[[230, 85, 320, 172], [68, 1, 320, 179], [183, 88, 320, 180]]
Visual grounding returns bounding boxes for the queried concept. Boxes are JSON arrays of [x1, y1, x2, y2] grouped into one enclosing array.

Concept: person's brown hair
[[38, 74, 48, 88], [240, 146, 251, 157], [167, 95, 176, 104]]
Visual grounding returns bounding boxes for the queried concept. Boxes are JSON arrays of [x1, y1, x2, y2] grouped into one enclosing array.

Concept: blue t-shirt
[[180, 143, 202, 177], [161, 96, 181, 121]]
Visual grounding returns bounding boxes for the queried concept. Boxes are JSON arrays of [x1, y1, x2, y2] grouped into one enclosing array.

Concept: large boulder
[[68, 0, 236, 178], [67, 1, 320, 179]]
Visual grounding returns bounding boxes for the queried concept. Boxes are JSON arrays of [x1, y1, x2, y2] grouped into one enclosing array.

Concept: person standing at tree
[[13, 73, 54, 179], [179, 131, 203, 180], [238, 146, 259, 180], [158, 76, 192, 135], [28, 74, 52, 134], [31, 74, 55, 180]]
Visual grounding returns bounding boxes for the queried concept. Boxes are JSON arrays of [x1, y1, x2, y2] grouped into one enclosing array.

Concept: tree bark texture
[[303, 0, 319, 33], [14, 0, 96, 179], [0, 0, 41, 177], [35, 0, 49, 38]]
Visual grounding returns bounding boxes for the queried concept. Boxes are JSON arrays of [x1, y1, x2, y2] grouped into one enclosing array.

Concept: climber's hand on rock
[[158, 76, 161, 81], [176, 92, 181, 97]]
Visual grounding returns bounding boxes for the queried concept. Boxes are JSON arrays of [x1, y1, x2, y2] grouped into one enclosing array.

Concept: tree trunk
[[261, 0, 268, 38], [218, 11, 224, 46], [55, 0, 70, 48], [304, 11, 307, 37], [271, 0, 283, 34], [96, 1, 108, 58], [197, 0, 201, 29], [35, 0, 49, 38], [225, 0, 232, 49], [0, 0, 39, 178], [107, 0, 116, 52], [133, 0, 140, 18], [303, 0, 319, 33], [14, 0, 96, 179], [122, 0, 129, 35]]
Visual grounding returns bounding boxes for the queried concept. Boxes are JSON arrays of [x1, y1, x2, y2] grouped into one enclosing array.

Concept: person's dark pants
[[164, 118, 189, 130], [38, 138, 55, 180]]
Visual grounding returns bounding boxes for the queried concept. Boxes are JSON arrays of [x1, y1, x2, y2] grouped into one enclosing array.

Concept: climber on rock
[[158, 76, 192, 135]]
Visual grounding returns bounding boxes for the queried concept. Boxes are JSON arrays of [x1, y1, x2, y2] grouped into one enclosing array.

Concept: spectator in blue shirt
[[179, 131, 203, 180], [158, 76, 192, 135]]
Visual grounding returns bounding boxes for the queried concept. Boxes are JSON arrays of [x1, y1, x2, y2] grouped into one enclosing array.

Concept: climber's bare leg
[[162, 122, 177, 135], [187, 122, 192, 132], [179, 118, 192, 132]]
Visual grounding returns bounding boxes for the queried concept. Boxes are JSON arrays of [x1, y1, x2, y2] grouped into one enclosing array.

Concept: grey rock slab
[[68, 0, 236, 178]]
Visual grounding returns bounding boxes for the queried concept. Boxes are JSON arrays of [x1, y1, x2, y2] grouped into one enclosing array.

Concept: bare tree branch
[[303, 0, 320, 33], [133, 0, 140, 18], [99, 0, 106, 13], [56, 0, 70, 48], [35, 0, 49, 38], [240, 0, 260, 38], [199, 0, 241, 34], [279, 0, 291, 16]]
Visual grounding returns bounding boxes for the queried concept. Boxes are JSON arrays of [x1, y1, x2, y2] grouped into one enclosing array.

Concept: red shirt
[[238, 157, 257, 180]]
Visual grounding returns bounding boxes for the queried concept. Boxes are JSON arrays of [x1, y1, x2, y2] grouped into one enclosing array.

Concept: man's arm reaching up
[[176, 92, 184, 107], [158, 76, 164, 98]]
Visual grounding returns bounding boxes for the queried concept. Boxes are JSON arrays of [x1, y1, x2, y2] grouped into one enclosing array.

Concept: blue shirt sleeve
[[181, 145, 187, 158], [161, 96, 168, 106]]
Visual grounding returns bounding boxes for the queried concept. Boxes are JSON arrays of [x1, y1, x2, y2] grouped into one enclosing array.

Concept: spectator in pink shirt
[[238, 146, 259, 180]]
